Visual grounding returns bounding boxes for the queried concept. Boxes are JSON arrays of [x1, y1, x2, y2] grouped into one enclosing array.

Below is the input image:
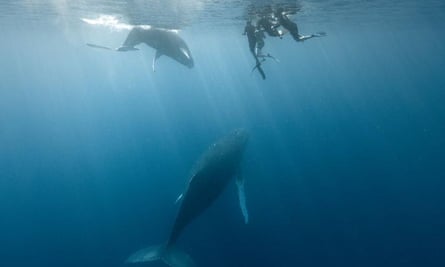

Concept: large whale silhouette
[[126, 129, 250, 267]]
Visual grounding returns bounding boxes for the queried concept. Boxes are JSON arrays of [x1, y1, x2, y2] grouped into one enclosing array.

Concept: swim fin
[[251, 58, 266, 80], [152, 50, 163, 72], [236, 174, 249, 224], [251, 62, 266, 80], [313, 31, 327, 37], [257, 53, 280, 63]]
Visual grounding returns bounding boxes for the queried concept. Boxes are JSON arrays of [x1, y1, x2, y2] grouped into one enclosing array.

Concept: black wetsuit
[[255, 29, 265, 53], [244, 23, 257, 59], [257, 17, 281, 37], [276, 12, 301, 41], [244, 23, 266, 79]]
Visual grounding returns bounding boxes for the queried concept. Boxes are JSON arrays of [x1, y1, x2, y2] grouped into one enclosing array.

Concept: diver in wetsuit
[[243, 20, 266, 80], [257, 15, 283, 38], [275, 7, 326, 42], [243, 20, 257, 59], [254, 23, 279, 63], [255, 24, 265, 57]]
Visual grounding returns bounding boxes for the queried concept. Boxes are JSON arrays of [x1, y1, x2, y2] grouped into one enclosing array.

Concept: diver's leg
[[249, 39, 256, 57], [256, 40, 265, 57], [287, 22, 301, 42]]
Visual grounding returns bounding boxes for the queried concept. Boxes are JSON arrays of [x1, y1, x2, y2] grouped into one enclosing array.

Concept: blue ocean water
[[1, 1, 445, 266]]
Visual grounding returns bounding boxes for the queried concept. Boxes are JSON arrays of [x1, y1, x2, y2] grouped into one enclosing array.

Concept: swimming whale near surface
[[87, 26, 194, 71], [126, 129, 250, 267], [118, 26, 194, 71]]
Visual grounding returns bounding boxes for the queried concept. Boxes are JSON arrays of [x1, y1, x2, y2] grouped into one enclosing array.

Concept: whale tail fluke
[[126, 244, 196, 267]]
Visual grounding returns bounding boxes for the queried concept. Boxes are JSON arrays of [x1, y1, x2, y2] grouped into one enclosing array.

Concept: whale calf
[[118, 26, 194, 71], [86, 26, 193, 71], [126, 129, 250, 267]]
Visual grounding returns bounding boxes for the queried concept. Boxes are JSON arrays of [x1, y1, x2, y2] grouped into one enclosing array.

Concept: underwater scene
[[1, 1, 445, 266]]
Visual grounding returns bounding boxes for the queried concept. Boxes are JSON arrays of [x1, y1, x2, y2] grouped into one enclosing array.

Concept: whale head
[[178, 47, 194, 68], [233, 128, 249, 144], [227, 128, 249, 153]]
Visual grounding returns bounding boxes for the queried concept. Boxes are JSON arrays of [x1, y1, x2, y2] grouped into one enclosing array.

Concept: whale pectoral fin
[[152, 50, 162, 72], [116, 46, 139, 52], [86, 43, 113, 50], [236, 174, 249, 224], [175, 193, 183, 204]]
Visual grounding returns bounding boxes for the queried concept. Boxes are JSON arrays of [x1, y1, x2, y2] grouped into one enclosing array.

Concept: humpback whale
[[126, 129, 250, 267], [86, 26, 194, 71], [118, 26, 194, 71]]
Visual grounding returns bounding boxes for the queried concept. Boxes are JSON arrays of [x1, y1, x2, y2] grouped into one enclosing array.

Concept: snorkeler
[[255, 24, 266, 56], [257, 15, 283, 38], [255, 24, 279, 63], [243, 20, 258, 59], [243, 20, 266, 80], [275, 7, 326, 42]]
